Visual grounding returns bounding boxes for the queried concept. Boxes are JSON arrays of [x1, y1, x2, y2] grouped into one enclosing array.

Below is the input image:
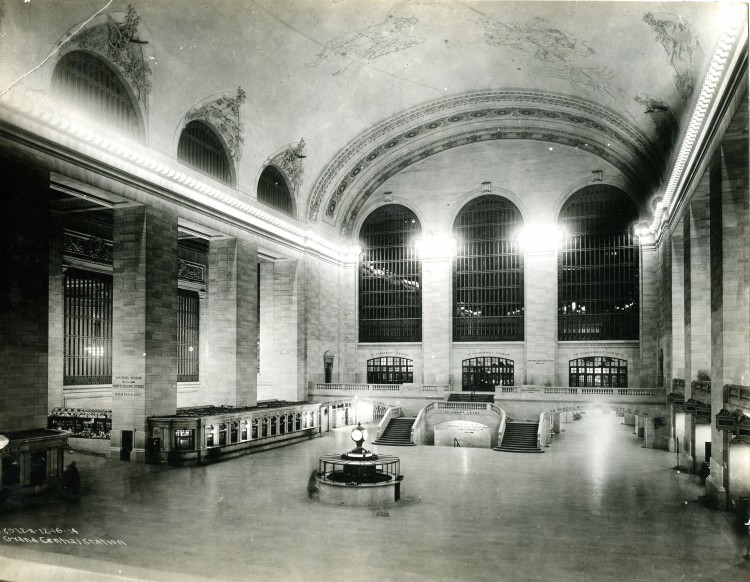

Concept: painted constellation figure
[[482, 16, 628, 106], [634, 93, 679, 151], [643, 12, 704, 101], [307, 14, 425, 76]]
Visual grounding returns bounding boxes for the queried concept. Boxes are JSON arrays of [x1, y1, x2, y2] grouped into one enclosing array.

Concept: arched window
[[52, 51, 141, 139], [257, 166, 294, 215], [462, 357, 514, 390], [569, 357, 627, 388], [359, 205, 421, 342], [453, 196, 524, 341], [367, 357, 413, 384], [177, 120, 233, 184], [558, 185, 639, 340]]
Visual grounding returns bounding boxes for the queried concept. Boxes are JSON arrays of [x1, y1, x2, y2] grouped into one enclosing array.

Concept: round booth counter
[[316, 453, 403, 506]]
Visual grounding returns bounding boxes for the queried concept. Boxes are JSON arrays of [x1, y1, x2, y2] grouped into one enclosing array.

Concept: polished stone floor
[[1, 411, 748, 582]]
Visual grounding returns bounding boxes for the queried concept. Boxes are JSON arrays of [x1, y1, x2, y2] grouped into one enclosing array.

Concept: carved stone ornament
[[73, 5, 152, 103], [184, 87, 246, 163], [63, 232, 113, 264], [178, 259, 205, 285], [269, 138, 306, 195]]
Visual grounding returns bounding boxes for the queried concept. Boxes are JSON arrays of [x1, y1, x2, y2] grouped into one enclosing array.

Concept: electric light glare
[[414, 234, 456, 258], [517, 225, 565, 252]]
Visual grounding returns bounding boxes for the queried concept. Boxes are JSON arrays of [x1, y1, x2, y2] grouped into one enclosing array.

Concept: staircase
[[494, 421, 544, 453], [447, 393, 495, 403], [373, 417, 416, 446]]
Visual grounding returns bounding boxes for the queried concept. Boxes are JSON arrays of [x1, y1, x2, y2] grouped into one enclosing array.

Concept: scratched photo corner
[[1, 0, 749, 581]]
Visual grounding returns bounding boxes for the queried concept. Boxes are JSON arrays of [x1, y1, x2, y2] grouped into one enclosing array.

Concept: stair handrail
[[536, 412, 546, 450], [410, 403, 433, 445], [375, 406, 402, 441], [497, 408, 507, 448]]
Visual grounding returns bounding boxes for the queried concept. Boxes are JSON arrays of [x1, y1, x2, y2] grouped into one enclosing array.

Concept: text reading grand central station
[[1, 1, 749, 581]]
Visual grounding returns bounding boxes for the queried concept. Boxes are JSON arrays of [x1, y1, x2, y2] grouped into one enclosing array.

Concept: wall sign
[[434, 420, 491, 448]]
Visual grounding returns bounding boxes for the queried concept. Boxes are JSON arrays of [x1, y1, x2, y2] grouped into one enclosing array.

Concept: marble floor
[[1, 411, 748, 582]]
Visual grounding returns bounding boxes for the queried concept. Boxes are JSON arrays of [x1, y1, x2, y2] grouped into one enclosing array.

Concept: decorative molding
[[649, 19, 745, 232], [184, 88, 246, 163], [1, 88, 343, 264], [307, 89, 657, 224], [64, 375, 112, 386], [63, 231, 113, 264], [178, 259, 205, 285], [267, 138, 306, 195], [337, 124, 640, 236], [72, 5, 152, 104]]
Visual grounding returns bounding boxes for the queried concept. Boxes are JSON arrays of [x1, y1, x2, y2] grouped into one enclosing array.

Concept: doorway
[[120, 430, 133, 461]]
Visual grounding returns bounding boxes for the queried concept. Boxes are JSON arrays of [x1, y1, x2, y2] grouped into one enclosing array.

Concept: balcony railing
[[453, 315, 523, 341], [312, 383, 449, 396]]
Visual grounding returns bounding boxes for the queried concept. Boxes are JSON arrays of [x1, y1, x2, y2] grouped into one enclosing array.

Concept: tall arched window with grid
[[453, 196, 524, 341], [359, 205, 422, 342], [558, 185, 639, 341], [178, 120, 234, 185], [52, 51, 142, 139], [257, 166, 294, 215]]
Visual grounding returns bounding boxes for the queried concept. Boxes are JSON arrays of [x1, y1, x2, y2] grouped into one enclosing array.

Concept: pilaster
[[0, 162, 50, 431], [421, 256, 451, 385], [204, 237, 258, 407], [111, 205, 178, 462], [524, 249, 557, 385], [639, 236, 658, 386]]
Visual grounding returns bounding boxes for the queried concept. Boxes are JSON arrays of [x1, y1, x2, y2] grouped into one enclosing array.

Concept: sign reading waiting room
[[434, 420, 491, 449], [113, 375, 145, 397]]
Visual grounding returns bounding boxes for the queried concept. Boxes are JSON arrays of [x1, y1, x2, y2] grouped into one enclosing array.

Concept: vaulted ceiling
[[0, 0, 741, 238]]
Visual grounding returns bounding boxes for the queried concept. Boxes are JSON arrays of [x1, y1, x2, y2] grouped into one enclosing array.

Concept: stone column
[[684, 192, 712, 386], [708, 100, 749, 506], [524, 249, 557, 385], [670, 225, 685, 383], [421, 256, 451, 386], [204, 237, 258, 407], [639, 235, 658, 386], [682, 191, 711, 472], [655, 234, 672, 388], [48, 212, 65, 409], [111, 205, 178, 462], [271, 258, 306, 401], [257, 261, 275, 400], [340, 262, 358, 383], [0, 162, 50, 431]]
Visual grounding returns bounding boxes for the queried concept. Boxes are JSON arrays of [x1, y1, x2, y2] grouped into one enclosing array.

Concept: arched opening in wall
[[558, 185, 639, 341], [462, 357, 514, 391], [52, 51, 142, 140], [359, 204, 421, 342], [257, 166, 294, 216], [367, 357, 414, 384], [453, 195, 523, 341], [177, 120, 234, 185], [63, 268, 113, 386], [569, 357, 627, 388]]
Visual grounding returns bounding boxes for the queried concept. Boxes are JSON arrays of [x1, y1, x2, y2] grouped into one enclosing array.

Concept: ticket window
[[174, 429, 195, 451], [2, 455, 21, 487]]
